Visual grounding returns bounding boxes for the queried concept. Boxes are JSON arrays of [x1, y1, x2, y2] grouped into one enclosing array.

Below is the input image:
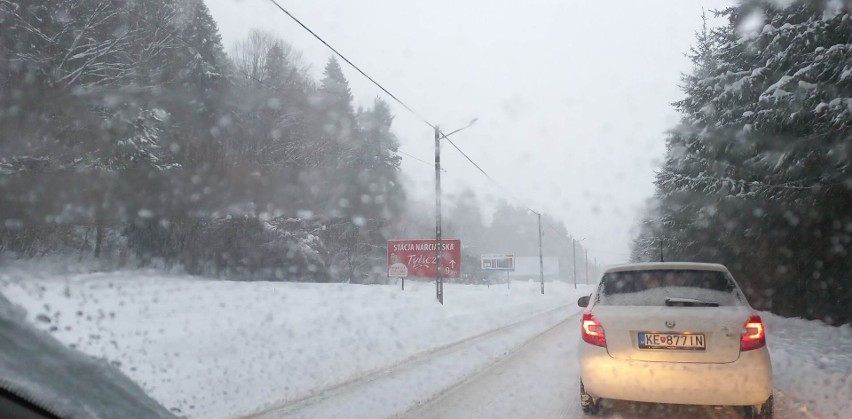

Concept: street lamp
[[572, 237, 586, 289], [434, 118, 478, 304], [442, 118, 478, 138]]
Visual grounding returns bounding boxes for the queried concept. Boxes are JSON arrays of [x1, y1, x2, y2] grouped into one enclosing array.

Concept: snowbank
[[763, 312, 851, 419], [0, 264, 582, 418]]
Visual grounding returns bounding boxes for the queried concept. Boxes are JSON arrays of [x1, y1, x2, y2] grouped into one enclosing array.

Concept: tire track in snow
[[245, 303, 578, 418]]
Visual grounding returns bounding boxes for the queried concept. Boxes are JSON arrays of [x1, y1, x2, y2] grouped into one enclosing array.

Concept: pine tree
[[319, 56, 356, 147], [633, 0, 851, 324], [167, 0, 230, 167], [353, 98, 404, 218]]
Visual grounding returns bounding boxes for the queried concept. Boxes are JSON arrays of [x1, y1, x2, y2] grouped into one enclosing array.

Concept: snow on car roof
[[603, 262, 729, 274]]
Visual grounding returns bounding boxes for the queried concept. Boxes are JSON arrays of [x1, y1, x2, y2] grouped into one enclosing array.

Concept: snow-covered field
[[1, 260, 849, 419], [0, 261, 583, 418]]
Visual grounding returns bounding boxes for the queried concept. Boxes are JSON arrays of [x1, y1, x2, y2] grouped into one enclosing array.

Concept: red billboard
[[387, 239, 461, 278]]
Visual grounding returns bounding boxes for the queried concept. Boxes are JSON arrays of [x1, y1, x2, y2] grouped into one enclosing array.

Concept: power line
[[398, 149, 446, 172], [264, 0, 435, 128], [143, 4, 447, 179], [441, 133, 540, 215], [439, 131, 607, 260], [441, 136, 490, 184], [543, 221, 572, 244], [262, 0, 603, 264], [261, 0, 535, 214], [397, 150, 431, 166]]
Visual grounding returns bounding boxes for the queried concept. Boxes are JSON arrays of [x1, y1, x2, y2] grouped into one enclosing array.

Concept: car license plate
[[638, 332, 705, 350]]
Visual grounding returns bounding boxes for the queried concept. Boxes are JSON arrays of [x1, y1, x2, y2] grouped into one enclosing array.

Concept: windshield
[[1, 0, 850, 418], [597, 269, 743, 306]]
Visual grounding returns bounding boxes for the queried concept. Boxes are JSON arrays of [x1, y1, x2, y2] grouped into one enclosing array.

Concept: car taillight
[[741, 314, 766, 351], [582, 313, 606, 347]]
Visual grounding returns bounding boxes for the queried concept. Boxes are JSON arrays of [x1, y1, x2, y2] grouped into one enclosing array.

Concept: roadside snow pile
[[764, 312, 851, 419], [0, 264, 580, 419]]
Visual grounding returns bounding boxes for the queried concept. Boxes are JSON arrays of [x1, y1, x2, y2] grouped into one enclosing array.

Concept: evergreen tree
[[319, 56, 356, 154], [352, 98, 404, 218], [314, 56, 358, 219], [632, 0, 851, 324]]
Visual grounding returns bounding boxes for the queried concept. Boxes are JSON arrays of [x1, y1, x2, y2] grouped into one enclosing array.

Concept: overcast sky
[[206, 0, 734, 266]]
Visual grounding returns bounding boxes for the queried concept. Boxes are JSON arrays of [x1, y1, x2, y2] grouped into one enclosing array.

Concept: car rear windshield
[[596, 269, 743, 306]]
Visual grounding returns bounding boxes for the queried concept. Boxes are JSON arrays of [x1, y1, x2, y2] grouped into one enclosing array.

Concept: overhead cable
[[265, 0, 435, 128]]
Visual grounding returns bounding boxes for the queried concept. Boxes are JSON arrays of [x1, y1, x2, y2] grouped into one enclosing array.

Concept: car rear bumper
[[580, 342, 772, 406]]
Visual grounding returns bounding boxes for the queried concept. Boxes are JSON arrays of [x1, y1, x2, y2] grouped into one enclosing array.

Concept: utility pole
[[537, 212, 544, 295], [572, 238, 577, 289], [585, 249, 589, 284], [594, 257, 597, 284], [431, 119, 477, 304], [434, 125, 443, 304]]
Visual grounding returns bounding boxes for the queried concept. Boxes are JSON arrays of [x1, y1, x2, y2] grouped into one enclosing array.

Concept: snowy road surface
[[404, 316, 579, 419], [406, 318, 742, 419], [406, 318, 815, 419], [257, 312, 808, 419], [247, 305, 577, 418]]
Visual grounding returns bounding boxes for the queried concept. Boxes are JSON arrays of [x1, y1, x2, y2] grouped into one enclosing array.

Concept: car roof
[[603, 262, 729, 274]]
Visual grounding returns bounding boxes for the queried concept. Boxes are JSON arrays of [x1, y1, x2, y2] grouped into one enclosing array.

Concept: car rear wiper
[[665, 297, 719, 307]]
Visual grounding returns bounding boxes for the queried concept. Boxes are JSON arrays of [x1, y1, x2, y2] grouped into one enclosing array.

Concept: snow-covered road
[[255, 309, 815, 419], [405, 317, 810, 419], [404, 315, 579, 419], [248, 305, 578, 418]]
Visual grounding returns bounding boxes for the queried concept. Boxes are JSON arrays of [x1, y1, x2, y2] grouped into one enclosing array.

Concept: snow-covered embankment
[[0, 265, 584, 418]]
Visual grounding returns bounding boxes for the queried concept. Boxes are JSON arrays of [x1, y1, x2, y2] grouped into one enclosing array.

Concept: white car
[[577, 262, 773, 417]]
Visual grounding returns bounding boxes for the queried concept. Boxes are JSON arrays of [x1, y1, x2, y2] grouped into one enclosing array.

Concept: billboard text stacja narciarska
[[387, 239, 461, 278]]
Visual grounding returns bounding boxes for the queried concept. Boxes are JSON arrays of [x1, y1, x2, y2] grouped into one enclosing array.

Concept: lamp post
[[572, 237, 586, 289], [537, 212, 544, 295], [594, 256, 597, 284], [434, 119, 477, 304]]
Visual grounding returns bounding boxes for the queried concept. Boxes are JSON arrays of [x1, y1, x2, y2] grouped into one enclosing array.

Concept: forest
[[0, 0, 588, 285], [1, 0, 407, 282]]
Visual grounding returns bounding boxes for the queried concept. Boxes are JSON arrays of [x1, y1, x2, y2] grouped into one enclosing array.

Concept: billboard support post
[[480, 254, 515, 291]]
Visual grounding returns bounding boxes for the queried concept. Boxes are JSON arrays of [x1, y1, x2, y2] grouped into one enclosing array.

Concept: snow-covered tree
[[632, 0, 851, 324]]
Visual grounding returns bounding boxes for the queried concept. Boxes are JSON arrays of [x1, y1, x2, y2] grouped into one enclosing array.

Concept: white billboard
[[509, 256, 559, 277], [481, 254, 515, 271]]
